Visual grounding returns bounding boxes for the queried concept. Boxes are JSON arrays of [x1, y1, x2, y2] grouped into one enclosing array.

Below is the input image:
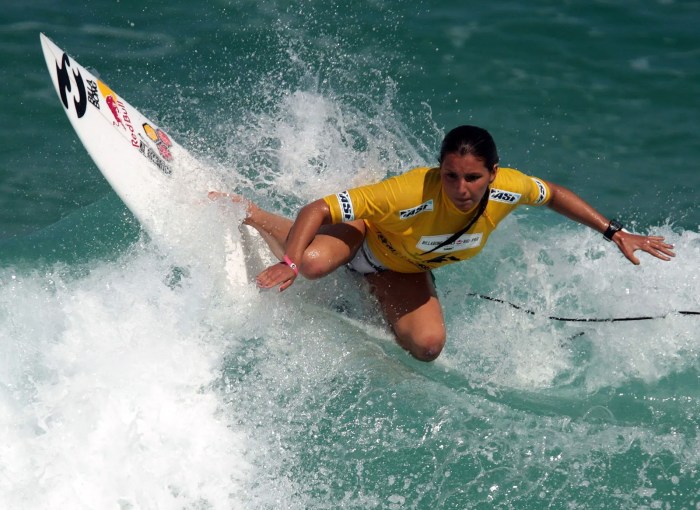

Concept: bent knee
[[413, 341, 445, 362], [299, 252, 333, 280], [399, 329, 446, 362]]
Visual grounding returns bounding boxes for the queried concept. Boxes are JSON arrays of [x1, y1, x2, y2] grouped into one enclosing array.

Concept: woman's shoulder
[[493, 166, 540, 190], [494, 166, 526, 182], [492, 167, 549, 206]]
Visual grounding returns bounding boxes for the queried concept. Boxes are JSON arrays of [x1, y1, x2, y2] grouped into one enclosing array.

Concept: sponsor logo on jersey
[[416, 233, 483, 253], [399, 199, 434, 219], [336, 191, 355, 221], [532, 178, 547, 204], [489, 188, 521, 204]]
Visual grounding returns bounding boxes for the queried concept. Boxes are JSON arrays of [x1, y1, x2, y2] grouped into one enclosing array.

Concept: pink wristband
[[281, 255, 299, 276]]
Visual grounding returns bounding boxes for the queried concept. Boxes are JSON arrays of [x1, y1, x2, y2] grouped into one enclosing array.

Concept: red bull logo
[[97, 80, 138, 148], [105, 95, 123, 126], [98, 81, 121, 126]]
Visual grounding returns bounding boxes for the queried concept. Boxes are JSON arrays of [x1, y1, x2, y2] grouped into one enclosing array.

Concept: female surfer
[[212, 125, 675, 361]]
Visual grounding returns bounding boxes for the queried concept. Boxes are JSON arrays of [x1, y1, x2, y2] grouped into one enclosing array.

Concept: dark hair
[[439, 125, 499, 171]]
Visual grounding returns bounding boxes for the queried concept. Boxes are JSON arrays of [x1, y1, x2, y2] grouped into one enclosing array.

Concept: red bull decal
[[96, 81, 138, 147], [105, 95, 123, 126], [98, 81, 120, 123], [95, 81, 173, 174], [142, 123, 173, 161], [117, 101, 139, 148]]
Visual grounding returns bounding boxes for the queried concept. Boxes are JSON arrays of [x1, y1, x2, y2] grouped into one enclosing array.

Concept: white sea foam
[[440, 219, 700, 392], [0, 242, 255, 509]]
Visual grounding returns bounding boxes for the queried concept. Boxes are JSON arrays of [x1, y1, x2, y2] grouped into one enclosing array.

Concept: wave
[[1, 199, 698, 507], [3, 20, 699, 505]]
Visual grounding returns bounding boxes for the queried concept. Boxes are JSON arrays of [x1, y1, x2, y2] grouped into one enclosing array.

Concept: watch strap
[[603, 219, 623, 241]]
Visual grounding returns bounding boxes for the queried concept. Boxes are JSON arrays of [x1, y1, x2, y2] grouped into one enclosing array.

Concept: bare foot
[[208, 191, 258, 223], [208, 191, 291, 260]]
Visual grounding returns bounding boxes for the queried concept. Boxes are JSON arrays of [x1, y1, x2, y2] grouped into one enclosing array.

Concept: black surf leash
[[467, 293, 700, 323]]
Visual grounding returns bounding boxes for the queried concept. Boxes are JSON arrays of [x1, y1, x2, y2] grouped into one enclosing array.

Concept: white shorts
[[347, 239, 388, 274]]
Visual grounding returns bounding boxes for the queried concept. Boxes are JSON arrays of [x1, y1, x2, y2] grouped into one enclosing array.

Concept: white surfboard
[[39, 33, 250, 286], [40, 33, 394, 345]]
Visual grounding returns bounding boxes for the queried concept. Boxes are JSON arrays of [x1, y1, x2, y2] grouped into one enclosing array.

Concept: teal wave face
[[0, 195, 141, 268], [3, 0, 699, 236]]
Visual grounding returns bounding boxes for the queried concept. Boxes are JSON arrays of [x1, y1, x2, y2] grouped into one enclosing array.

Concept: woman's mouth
[[455, 197, 473, 209]]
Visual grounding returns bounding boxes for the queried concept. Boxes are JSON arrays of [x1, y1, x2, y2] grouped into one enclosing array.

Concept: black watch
[[603, 219, 623, 242]]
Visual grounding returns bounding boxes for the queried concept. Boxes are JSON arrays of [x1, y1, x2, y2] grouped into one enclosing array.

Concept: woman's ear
[[489, 165, 498, 183]]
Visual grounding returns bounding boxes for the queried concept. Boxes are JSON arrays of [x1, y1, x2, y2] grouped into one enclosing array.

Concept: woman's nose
[[458, 179, 470, 195]]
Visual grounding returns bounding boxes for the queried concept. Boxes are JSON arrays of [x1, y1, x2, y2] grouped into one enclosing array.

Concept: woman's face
[[439, 152, 497, 212]]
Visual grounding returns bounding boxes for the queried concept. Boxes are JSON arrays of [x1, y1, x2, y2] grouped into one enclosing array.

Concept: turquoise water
[[1, 1, 699, 508]]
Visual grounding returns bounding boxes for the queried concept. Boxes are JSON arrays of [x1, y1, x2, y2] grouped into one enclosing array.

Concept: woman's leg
[[209, 192, 365, 279], [299, 222, 366, 279], [247, 206, 366, 279], [365, 270, 446, 362]]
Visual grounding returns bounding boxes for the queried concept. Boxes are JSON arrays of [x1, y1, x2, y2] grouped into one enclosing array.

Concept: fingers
[[643, 241, 675, 261], [639, 235, 675, 261], [256, 263, 297, 292], [278, 279, 295, 292], [618, 233, 676, 264]]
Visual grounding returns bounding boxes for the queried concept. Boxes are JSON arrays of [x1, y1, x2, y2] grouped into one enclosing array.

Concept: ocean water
[[1, 1, 699, 508]]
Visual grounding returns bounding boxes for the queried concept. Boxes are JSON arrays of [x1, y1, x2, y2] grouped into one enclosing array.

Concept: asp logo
[[489, 188, 521, 204], [336, 191, 355, 222], [531, 178, 547, 204], [400, 199, 434, 219]]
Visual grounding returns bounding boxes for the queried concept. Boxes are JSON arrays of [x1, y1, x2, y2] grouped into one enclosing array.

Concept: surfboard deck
[[39, 33, 249, 286]]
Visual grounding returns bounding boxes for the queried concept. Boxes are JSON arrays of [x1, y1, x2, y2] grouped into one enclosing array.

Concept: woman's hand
[[256, 262, 298, 292], [545, 182, 676, 265], [612, 231, 675, 265], [254, 199, 332, 292]]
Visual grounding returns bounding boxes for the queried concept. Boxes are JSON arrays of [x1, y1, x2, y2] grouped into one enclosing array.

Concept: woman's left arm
[[544, 181, 675, 265]]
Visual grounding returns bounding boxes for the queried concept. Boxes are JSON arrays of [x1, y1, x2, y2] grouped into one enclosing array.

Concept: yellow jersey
[[323, 166, 551, 273]]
